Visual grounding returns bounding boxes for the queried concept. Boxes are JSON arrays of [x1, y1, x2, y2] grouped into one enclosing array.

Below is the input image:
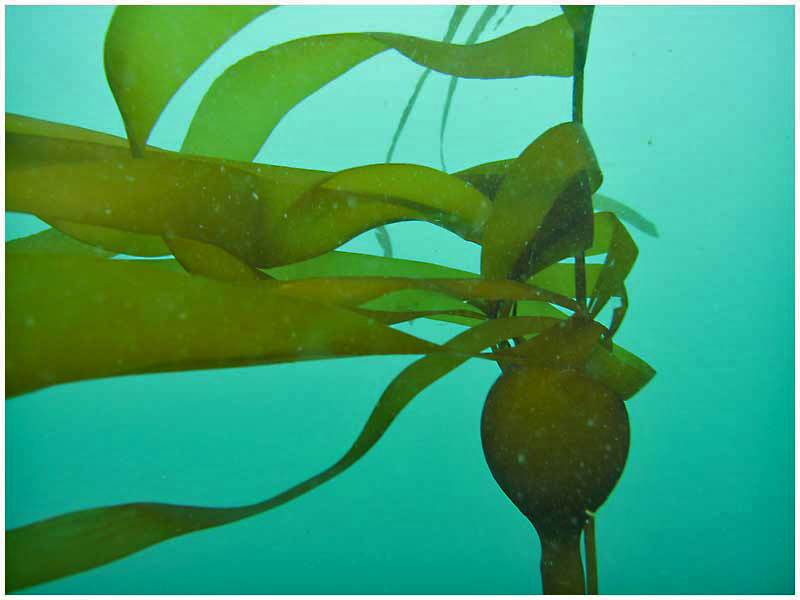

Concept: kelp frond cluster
[[6, 5, 655, 592]]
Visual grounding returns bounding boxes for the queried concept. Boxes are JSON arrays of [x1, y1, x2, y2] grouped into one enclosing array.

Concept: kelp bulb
[[480, 366, 629, 593]]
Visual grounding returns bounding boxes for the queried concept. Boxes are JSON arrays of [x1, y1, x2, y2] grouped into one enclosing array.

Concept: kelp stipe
[[6, 5, 656, 593]]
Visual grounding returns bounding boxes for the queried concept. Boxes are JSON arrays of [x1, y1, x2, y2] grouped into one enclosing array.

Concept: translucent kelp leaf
[[480, 122, 602, 280], [164, 236, 271, 282], [5, 228, 115, 258], [8, 125, 492, 269], [261, 163, 491, 266], [439, 6, 498, 171], [583, 340, 656, 401], [6, 254, 441, 397], [593, 193, 659, 237], [265, 250, 477, 280], [104, 6, 273, 156], [588, 212, 638, 318], [387, 5, 469, 164], [273, 276, 577, 315], [528, 262, 604, 298], [6, 315, 548, 591], [48, 219, 170, 257], [378, 4, 470, 256], [183, 16, 573, 161], [6, 155, 268, 267]]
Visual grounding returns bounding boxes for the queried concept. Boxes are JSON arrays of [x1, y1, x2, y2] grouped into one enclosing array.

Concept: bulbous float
[[481, 365, 629, 594]]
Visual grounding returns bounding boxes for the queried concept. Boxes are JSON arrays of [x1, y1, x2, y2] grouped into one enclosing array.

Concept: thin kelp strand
[[439, 6, 498, 172]]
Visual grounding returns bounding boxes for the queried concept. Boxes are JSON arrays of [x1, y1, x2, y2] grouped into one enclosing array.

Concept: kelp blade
[[6, 315, 553, 591], [6, 253, 441, 397], [182, 15, 573, 161], [480, 122, 602, 280], [104, 6, 273, 156], [7, 126, 492, 269]]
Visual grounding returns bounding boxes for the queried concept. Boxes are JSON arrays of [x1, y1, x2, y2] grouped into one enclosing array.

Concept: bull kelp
[[6, 6, 657, 593]]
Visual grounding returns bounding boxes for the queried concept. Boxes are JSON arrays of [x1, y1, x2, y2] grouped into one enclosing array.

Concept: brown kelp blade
[[104, 5, 274, 156], [584, 338, 656, 400], [5, 315, 552, 592], [588, 213, 638, 318], [7, 125, 491, 269], [5, 227, 116, 259], [6, 253, 441, 398], [480, 122, 602, 280], [182, 15, 574, 161], [454, 157, 660, 239]]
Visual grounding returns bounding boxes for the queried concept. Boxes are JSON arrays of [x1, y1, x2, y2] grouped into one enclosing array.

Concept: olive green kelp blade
[[5, 315, 549, 592], [6, 253, 442, 398], [480, 121, 602, 280], [104, 5, 274, 156], [588, 212, 638, 318], [7, 123, 490, 269], [182, 14, 574, 160]]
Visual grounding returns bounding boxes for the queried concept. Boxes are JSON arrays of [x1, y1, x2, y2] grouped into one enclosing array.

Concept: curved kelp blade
[[6, 254, 442, 398], [378, 4, 470, 257], [387, 4, 469, 164], [5, 228, 116, 258], [587, 212, 638, 318], [480, 122, 602, 280], [6, 315, 551, 592], [182, 15, 574, 161], [593, 193, 659, 237], [262, 163, 491, 266], [265, 250, 477, 279], [439, 6, 498, 172], [8, 136, 491, 268], [165, 236, 272, 282], [104, 6, 273, 156]]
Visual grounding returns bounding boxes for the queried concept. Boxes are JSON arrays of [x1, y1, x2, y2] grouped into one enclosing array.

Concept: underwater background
[[5, 4, 795, 595]]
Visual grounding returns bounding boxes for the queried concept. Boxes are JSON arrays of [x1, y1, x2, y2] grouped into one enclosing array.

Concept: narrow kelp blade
[[593, 193, 659, 237], [386, 4, 469, 164], [182, 15, 574, 161], [104, 5, 273, 156], [480, 122, 602, 280], [438, 6, 498, 172], [5, 227, 116, 259], [378, 4, 470, 256], [587, 212, 638, 318], [6, 315, 553, 592], [6, 253, 443, 398]]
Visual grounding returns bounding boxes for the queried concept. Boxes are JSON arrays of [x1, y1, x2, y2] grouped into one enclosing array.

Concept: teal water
[[5, 5, 795, 594]]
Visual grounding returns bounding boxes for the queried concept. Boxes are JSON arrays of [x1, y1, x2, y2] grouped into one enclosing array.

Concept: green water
[[5, 5, 795, 594]]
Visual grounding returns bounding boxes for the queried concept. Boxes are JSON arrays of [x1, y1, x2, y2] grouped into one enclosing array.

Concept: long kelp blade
[[5, 227, 116, 258], [6, 253, 441, 397], [6, 315, 549, 591], [439, 6, 497, 172], [588, 212, 638, 318], [104, 6, 273, 156], [182, 15, 573, 161], [387, 4, 469, 164], [378, 4, 471, 257], [7, 139, 491, 269], [480, 122, 602, 280]]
